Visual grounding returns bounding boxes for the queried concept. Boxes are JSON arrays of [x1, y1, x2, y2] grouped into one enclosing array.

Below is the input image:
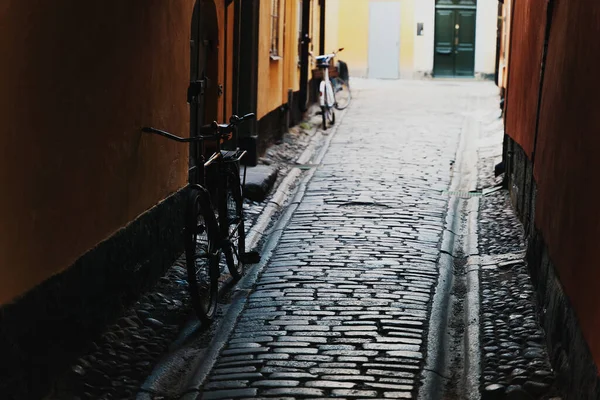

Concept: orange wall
[[257, 0, 285, 119], [257, 0, 318, 119], [282, 0, 302, 102], [533, 0, 600, 368], [0, 0, 227, 305]]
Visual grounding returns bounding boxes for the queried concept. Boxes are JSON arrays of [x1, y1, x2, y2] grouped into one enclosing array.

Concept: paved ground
[[46, 112, 326, 400], [476, 95, 560, 399], [198, 79, 499, 399]]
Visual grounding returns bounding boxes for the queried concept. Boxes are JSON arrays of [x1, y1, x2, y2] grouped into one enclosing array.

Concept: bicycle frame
[[142, 114, 255, 322], [319, 67, 336, 108], [313, 48, 343, 109]]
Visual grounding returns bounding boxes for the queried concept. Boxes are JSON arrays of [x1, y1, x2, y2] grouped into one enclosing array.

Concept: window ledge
[[270, 54, 282, 61]]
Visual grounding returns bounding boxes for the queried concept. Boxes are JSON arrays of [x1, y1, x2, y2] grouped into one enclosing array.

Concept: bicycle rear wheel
[[185, 186, 219, 322], [333, 77, 351, 110], [224, 165, 245, 280], [321, 105, 335, 130]]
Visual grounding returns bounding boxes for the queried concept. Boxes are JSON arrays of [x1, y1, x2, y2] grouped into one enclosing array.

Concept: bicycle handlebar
[[215, 112, 256, 135], [310, 47, 344, 60], [142, 113, 256, 143], [227, 113, 256, 129], [141, 126, 210, 142]]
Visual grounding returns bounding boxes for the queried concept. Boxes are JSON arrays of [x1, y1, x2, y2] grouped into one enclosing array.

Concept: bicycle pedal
[[242, 251, 261, 264]]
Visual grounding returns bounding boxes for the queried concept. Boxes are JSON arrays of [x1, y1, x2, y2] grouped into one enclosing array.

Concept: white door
[[368, 2, 401, 79]]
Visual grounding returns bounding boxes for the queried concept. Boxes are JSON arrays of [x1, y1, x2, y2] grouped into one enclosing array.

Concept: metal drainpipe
[[319, 0, 326, 56], [299, 0, 312, 113]]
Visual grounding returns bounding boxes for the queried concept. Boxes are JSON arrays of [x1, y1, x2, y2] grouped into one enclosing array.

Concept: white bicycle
[[312, 48, 351, 130]]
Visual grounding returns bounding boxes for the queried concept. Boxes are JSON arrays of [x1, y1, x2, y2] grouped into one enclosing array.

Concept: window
[[270, 0, 281, 57]]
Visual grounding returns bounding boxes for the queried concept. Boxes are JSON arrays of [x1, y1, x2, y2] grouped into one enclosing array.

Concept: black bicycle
[[142, 113, 255, 322]]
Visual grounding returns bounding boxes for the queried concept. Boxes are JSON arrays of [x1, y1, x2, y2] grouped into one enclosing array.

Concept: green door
[[455, 9, 476, 76], [434, 1, 476, 77]]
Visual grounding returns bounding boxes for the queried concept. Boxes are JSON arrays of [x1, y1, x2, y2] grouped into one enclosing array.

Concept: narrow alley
[[150, 79, 555, 400], [4, 1, 600, 399], [197, 79, 470, 399]]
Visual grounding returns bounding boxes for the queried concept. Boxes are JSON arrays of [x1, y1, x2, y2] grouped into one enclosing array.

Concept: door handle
[[455, 24, 460, 47]]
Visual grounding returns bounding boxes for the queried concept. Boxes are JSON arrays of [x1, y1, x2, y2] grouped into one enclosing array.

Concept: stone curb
[[419, 113, 482, 400], [245, 122, 323, 253], [419, 196, 460, 400], [464, 196, 481, 400], [181, 108, 348, 399]]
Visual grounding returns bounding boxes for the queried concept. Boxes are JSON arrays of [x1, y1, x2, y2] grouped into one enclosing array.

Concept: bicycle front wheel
[[224, 166, 245, 280], [333, 77, 351, 110], [185, 186, 219, 323]]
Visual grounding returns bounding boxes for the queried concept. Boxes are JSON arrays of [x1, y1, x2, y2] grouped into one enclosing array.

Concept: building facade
[[499, 0, 600, 397], [325, 0, 498, 79], [0, 0, 321, 397], [496, 0, 513, 93]]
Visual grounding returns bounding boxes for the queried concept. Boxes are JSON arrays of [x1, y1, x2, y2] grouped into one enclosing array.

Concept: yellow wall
[[325, 0, 415, 78], [257, 0, 282, 119], [474, 0, 499, 75], [0, 0, 228, 306], [257, 0, 319, 119], [498, 0, 512, 89], [283, 0, 302, 102]]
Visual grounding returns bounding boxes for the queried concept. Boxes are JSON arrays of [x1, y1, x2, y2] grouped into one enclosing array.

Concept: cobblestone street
[[197, 80, 499, 399], [5, 1, 595, 398]]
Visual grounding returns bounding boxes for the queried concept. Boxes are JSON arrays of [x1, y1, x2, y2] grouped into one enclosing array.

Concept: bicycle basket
[[337, 60, 349, 82]]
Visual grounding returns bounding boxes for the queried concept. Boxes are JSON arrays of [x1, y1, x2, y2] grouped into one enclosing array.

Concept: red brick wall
[[504, 0, 547, 157]]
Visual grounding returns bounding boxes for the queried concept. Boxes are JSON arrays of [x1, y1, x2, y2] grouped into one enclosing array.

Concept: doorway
[[189, 0, 219, 181], [433, 0, 476, 77], [233, 0, 259, 136], [368, 1, 401, 79]]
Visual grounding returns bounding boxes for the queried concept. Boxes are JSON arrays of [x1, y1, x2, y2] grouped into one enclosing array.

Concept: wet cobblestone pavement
[[198, 80, 494, 399], [476, 110, 561, 399], [46, 118, 322, 400], [42, 79, 565, 400]]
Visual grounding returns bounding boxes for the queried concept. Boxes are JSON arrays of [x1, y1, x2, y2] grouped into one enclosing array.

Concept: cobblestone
[[199, 80, 499, 399], [41, 105, 328, 400], [261, 387, 326, 397], [202, 388, 258, 399], [332, 389, 379, 397], [476, 98, 561, 399]]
